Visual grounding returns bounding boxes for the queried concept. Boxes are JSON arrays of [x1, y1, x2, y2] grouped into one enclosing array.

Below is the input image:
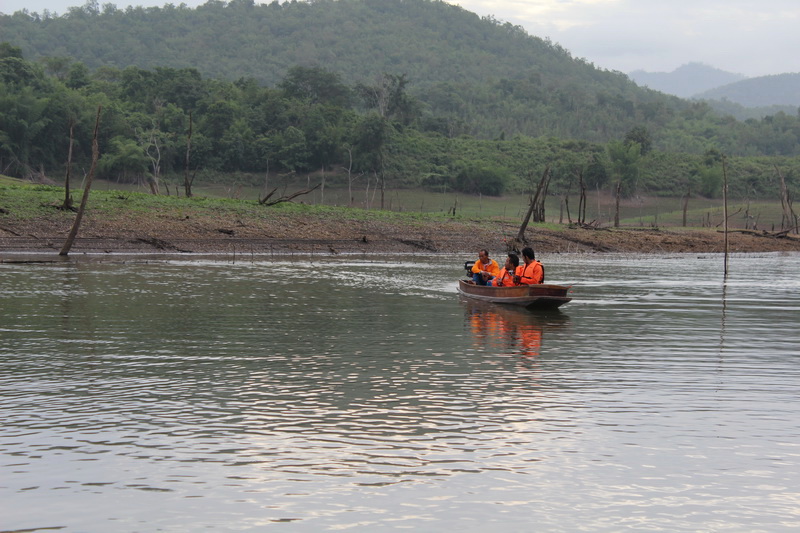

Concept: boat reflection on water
[[461, 297, 570, 363]]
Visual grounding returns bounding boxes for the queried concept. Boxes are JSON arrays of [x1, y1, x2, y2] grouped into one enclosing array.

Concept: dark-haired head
[[507, 253, 520, 267], [521, 247, 535, 260]]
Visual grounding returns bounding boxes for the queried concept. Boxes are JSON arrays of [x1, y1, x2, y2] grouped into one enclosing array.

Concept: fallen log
[[259, 183, 321, 206]]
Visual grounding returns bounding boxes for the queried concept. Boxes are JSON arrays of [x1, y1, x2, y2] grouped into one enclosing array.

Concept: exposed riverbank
[[2, 201, 799, 257]]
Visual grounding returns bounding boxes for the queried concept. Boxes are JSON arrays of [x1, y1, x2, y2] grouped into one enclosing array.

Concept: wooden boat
[[457, 279, 572, 310]]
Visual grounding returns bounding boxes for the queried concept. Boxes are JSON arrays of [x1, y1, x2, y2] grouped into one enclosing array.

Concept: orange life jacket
[[519, 260, 544, 285], [494, 267, 518, 286]]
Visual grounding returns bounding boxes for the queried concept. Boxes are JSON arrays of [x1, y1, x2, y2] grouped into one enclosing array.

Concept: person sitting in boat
[[489, 253, 521, 287], [471, 249, 500, 285], [516, 246, 544, 285]]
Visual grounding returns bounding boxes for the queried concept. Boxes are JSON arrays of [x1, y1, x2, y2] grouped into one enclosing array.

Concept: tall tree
[[278, 65, 352, 107], [624, 126, 652, 155]]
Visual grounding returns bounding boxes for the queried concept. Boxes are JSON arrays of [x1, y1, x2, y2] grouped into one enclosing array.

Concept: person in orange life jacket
[[471, 249, 500, 285], [515, 246, 544, 285], [489, 253, 521, 287]]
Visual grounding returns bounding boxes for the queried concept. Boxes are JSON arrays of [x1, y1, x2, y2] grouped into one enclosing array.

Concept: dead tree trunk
[[775, 165, 798, 234], [682, 188, 690, 227], [561, 178, 573, 225], [744, 196, 751, 230], [576, 168, 586, 225], [61, 119, 75, 211], [613, 181, 622, 228], [320, 165, 326, 205], [343, 147, 355, 207], [60, 106, 101, 256], [514, 166, 550, 246], [532, 167, 551, 223], [184, 111, 194, 198], [380, 168, 385, 210], [723, 156, 730, 277], [146, 132, 161, 195]]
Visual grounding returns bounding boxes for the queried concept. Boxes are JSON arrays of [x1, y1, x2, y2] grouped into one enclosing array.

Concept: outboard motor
[[464, 261, 475, 278]]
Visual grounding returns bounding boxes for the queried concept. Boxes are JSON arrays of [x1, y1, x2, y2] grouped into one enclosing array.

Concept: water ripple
[[2, 254, 799, 531]]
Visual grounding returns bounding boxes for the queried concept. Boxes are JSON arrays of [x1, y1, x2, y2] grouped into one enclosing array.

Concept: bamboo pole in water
[[722, 155, 729, 277]]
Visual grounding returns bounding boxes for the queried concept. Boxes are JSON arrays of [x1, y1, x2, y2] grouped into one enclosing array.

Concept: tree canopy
[[0, 0, 798, 200]]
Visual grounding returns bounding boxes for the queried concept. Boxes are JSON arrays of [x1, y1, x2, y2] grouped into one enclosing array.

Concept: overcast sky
[[2, 0, 797, 77]]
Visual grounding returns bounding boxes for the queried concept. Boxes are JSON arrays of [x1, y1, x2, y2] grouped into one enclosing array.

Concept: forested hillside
[[1, 0, 799, 203], [2, 0, 687, 143]]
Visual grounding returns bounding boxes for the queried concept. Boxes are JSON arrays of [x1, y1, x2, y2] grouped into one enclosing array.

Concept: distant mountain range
[[694, 73, 800, 107], [629, 63, 800, 119], [628, 62, 746, 99]]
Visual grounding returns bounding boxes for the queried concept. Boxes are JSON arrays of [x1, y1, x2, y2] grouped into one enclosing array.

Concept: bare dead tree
[[60, 106, 101, 256], [449, 195, 458, 217], [534, 169, 551, 223], [380, 157, 386, 210], [60, 118, 75, 211], [370, 171, 380, 209], [682, 187, 690, 227], [146, 130, 161, 195], [775, 165, 798, 234], [320, 164, 325, 205], [560, 176, 573, 224], [613, 180, 622, 228], [744, 195, 751, 230], [514, 166, 550, 247], [136, 103, 164, 195], [714, 207, 743, 227], [342, 146, 364, 207], [576, 168, 587, 225]]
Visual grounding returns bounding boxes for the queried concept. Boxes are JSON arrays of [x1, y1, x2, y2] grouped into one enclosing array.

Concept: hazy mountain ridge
[[628, 62, 745, 98], [694, 73, 800, 108], [629, 63, 799, 110]]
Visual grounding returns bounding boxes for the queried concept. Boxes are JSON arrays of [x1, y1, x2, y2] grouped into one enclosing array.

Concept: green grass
[[0, 176, 26, 186], [616, 196, 788, 230], [0, 183, 70, 219], [1, 178, 792, 231]]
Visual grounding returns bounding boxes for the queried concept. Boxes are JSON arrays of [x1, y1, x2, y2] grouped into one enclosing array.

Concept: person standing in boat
[[489, 253, 521, 287], [471, 249, 500, 285], [516, 247, 544, 285]]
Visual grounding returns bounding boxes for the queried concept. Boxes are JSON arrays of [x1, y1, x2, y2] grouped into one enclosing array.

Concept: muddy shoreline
[[2, 208, 799, 258]]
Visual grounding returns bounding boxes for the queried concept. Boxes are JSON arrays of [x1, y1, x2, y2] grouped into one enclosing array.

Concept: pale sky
[[1, 0, 797, 77]]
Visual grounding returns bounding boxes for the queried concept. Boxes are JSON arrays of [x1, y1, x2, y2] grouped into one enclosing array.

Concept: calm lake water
[[1, 252, 799, 532]]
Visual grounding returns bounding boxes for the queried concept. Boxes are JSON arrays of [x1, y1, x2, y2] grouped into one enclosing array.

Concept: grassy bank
[[82, 176, 791, 231], [2, 178, 799, 255]]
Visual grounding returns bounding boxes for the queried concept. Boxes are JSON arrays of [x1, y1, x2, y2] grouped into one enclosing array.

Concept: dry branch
[[259, 183, 321, 206]]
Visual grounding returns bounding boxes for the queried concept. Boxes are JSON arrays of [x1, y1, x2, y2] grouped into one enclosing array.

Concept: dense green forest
[[3, 0, 686, 144], [1, 0, 799, 201]]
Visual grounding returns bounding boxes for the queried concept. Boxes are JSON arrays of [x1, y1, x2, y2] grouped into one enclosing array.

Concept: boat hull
[[457, 279, 572, 309]]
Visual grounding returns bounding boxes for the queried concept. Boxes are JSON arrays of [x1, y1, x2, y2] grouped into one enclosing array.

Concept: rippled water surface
[[2, 253, 799, 532]]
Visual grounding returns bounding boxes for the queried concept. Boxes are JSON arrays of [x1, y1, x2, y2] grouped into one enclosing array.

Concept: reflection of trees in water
[[462, 299, 570, 364]]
